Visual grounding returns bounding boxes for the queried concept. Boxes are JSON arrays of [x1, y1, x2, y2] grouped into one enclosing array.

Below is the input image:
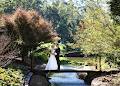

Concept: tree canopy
[[1, 9, 56, 62], [0, 0, 83, 43], [74, 1, 116, 55], [43, 0, 81, 43], [3, 9, 55, 45], [110, 0, 120, 23]]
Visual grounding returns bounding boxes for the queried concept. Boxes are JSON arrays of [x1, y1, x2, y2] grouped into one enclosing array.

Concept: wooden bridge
[[32, 64, 120, 73], [32, 69, 120, 74], [32, 67, 120, 84]]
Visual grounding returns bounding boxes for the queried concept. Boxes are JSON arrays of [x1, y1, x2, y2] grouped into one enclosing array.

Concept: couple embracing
[[45, 43, 60, 70]]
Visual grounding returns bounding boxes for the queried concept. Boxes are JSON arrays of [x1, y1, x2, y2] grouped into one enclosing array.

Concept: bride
[[45, 44, 58, 70]]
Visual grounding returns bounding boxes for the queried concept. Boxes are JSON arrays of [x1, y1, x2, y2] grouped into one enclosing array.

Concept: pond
[[49, 65, 89, 86]]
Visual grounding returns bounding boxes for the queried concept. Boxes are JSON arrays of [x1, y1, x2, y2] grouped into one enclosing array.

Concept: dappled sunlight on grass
[[60, 57, 117, 70], [66, 57, 96, 66]]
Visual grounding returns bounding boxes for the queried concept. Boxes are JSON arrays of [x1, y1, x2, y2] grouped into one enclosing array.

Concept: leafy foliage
[[4, 9, 55, 44], [31, 48, 50, 64], [109, 0, 120, 23], [2, 8, 56, 63], [74, 1, 114, 54], [0, 67, 23, 86], [0, 0, 83, 43], [73, 0, 120, 68], [60, 57, 70, 65], [43, 0, 81, 43], [0, 0, 45, 14]]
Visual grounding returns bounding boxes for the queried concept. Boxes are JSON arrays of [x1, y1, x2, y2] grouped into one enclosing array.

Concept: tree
[[0, 0, 83, 43], [43, 0, 82, 43], [3, 8, 56, 62], [0, 0, 46, 14], [109, 0, 120, 23], [74, 1, 114, 54], [73, 1, 116, 70]]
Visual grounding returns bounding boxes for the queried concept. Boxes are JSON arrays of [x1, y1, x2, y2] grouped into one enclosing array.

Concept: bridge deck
[[32, 69, 120, 73]]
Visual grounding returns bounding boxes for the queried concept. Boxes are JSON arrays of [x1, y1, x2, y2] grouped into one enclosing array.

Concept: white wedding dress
[[45, 49, 58, 70]]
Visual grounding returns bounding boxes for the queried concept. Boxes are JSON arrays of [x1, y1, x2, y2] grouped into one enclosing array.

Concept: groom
[[55, 43, 60, 70]]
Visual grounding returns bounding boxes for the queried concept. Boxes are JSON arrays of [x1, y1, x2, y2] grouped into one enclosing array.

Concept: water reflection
[[49, 66, 89, 86]]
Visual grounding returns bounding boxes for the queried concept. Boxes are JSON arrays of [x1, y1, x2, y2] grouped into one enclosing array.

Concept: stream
[[49, 65, 89, 86]]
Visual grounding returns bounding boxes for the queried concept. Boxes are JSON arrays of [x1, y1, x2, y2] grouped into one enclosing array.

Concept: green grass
[[67, 57, 95, 63], [60, 57, 115, 70], [67, 57, 96, 66]]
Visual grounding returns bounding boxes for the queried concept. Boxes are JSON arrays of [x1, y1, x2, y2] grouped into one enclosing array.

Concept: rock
[[34, 64, 46, 70], [29, 64, 50, 86], [91, 73, 120, 86], [77, 72, 87, 79], [91, 77, 113, 86], [29, 74, 50, 86]]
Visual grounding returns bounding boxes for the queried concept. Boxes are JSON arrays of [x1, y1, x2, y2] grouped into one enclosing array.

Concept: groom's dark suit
[[55, 47, 60, 70]]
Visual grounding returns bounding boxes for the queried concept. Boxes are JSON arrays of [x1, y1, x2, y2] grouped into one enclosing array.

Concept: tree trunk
[[21, 45, 28, 63], [99, 56, 101, 71]]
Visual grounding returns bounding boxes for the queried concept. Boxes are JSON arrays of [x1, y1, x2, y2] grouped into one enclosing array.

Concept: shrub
[[0, 67, 23, 86], [69, 61, 84, 66], [30, 43, 51, 64], [60, 57, 70, 64], [32, 50, 49, 63]]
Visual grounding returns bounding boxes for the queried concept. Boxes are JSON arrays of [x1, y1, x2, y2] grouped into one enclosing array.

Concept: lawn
[[60, 57, 113, 70], [67, 57, 97, 66]]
